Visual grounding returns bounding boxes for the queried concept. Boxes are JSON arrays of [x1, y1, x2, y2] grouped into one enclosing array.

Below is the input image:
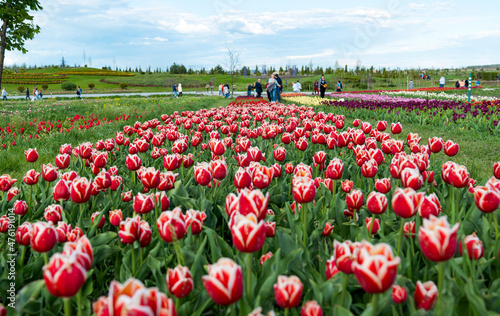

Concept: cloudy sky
[[5, 0, 500, 70]]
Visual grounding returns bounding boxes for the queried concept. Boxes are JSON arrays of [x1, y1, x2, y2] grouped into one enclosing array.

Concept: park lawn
[[0, 96, 229, 179]]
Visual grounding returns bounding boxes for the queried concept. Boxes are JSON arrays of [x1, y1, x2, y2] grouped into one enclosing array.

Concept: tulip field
[[1, 93, 500, 316]]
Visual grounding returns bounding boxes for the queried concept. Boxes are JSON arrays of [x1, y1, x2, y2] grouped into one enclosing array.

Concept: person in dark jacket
[[26, 87, 30, 100], [275, 73, 283, 102], [314, 80, 319, 95], [455, 80, 460, 89], [255, 79, 263, 98], [465, 79, 469, 88], [319, 75, 327, 98], [265, 82, 271, 101], [247, 83, 253, 96]]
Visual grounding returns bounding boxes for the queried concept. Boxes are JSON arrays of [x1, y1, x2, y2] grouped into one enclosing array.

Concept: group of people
[[313, 76, 343, 97], [172, 83, 183, 98], [26, 87, 43, 101]]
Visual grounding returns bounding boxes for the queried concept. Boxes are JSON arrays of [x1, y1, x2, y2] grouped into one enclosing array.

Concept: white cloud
[[409, 3, 426, 10], [285, 49, 336, 60]]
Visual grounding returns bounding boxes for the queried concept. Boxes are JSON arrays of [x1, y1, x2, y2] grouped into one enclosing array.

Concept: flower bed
[[1, 100, 500, 315], [331, 86, 483, 94]]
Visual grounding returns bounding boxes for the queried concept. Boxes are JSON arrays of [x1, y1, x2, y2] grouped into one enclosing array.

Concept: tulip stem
[[302, 203, 308, 246], [340, 273, 348, 308], [368, 213, 376, 239], [437, 262, 444, 316], [492, 213, 499, 242], [245, 252, 253, 302], [173, 241, 184, 266], [20, 246, 27, 268], [43, 252, 49, 265], [284, 309, 289, 316], [397, 219, 405, 256], [371, 293, 378, 316], [77, 289, 82, 316], [28, 185, 33, 219], [64, 298, 72, 316], [131, 244, 136, 276]]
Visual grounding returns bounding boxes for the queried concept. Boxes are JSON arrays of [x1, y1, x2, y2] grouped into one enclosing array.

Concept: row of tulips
[[0, 100, 500, 315]]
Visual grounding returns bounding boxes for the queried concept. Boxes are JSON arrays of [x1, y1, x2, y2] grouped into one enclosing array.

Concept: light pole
[[468, 73, 472, 103]]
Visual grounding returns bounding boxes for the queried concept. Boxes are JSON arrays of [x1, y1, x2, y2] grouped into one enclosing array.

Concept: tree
[[223, 45, 240, 96], [0, 1, 42, 88]]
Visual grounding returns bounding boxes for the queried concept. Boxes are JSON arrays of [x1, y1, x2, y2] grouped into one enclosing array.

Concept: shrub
[[88, 83, 95, 90], [61, 82, 77, 91], [17, 86, 25, 93], [41, 84, 48, 90], [119, 83, 128, 90]]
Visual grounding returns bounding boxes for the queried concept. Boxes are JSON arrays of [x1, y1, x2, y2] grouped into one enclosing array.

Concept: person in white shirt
[[2, 87, 7, 100], [293, 80, 302, 93], [439, 76, 445, 88], [178, 83, 183, 97]]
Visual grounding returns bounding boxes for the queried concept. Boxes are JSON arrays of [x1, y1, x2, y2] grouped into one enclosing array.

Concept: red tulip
[[233, 167, 251, 189], [361, 159, 378, 178], [163, 154, 180, 171], [274, 146, 287, 162], [352, 242, 400, 293], [428, 137, 443, 153], [44, 204, 63, 224], [459, 233, 484, 260], [230, 212, 266, 253], [292, 176, 316, 204], [414, 281, 438, 311], [260, 252, 273, 266], [473, 185, 500, 213], [374, 178, 391, 194], [377, 121, 387, 131], [70, 177, 92, 204], [94, 170, 112, 190], [157, 208, 187, 243], [225, 188, 269, 220], [400, 167, 423, 190], [185, 209, 207, 235], [14, 200, 29, 216], [78, 142, 93, 159], [158, 171, 178, 191], [62, 235, 94, 270], [109, 209, 123, 227], [133, 193, 155, 214], [341, 179, 353, 193], [334, 240, 362, 274], [418, 193, 442, 219], [325, 158, 343, 180], [121, 190, 133, 202], [418, 215, 459, 262], [139, 220, 152, 247], [265, 220, 276, 237], [494, 161, 500, 179], [295, 137, 308, 151], [7, 186, 19, 201], [202, 258, 243, 306], [403, 221, 416, 238], [118, 216, 141, 244], [301, 301, 323, 316], [140, 167, 160, 189], [125, 154, 141, 171], [391, 187, 423, 218], [67, 226, 84, 242], [313, 151, 327, 165], [60, 144, 72, 155], [390, 122, 402, 134], [23, 169, 40, 185], [43, 252, 87, 297], [274, 275, 303, 309], [24, 148, 39, 162], [167, 265, 194, 298], [444, 140, 459, 156], [53, 179, 71, 202], [55, 222, 71, 243], [42, 164, 59, 182], [322, 222, 334, 236], [325, 256, 340, 280], [392, 285, 407, 304], [285, 163, 294, 174], [91, 211, 106, 229], [211, 159, 228, 180], [194, 162, 213, 186], [30, 222, 57, 253], [92, 151, 108, 168], [346, 189, 363, 211], [365, 217, 380, 234], [442, 162, 470, 188], [16, 222, 32, 246], [294, 163, 313, 179], [0, 215, 9, 233]]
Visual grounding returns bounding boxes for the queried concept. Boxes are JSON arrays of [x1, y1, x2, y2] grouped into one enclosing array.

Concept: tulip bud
[[418, 193, 442, 219], [418, 215, 459, 262], [44, 204, 63, 224], [414, 280, 438, 311], [70, 177, 92, 204], [292, 176, 316, 204], [346, 189, 363, 211], [157, 208, 187, 243], [194, 162, 213, 186], [322, 222, 334, 236], [43, 252, 87, 297], [230, 213, 266, 253], [23, 169, 40, 185], [392, 285, 407, 304], [109, 209, 123, 226], [14, 200, 29, 216], [185, 210, 207, 235], [0, 174, 16, 192], [133, 193, 155, 214], [118, 216, 141, 244], [139, 220, 152, 247], [16, 222, 32, 246], [473, 185, 500, 213], [30, 222, 57, 253], [274, 275, 303, 309], [459, 233, 484, 260], [325, 256, 340, 280], [24, 148, 39, 162], [166, 265, 194, 298], [260, 252, 273, 266], [42, 164, 59, 182], [301, 301, 323, 316], [365, 217, 380, 234], [366, 192, 388, 214], [392, 187, 423, 218], [202, 258, 243, 305], [91, 212, 105, 229]]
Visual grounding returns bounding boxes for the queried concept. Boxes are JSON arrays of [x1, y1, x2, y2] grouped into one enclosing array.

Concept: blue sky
[[5, 0, 500, 70]]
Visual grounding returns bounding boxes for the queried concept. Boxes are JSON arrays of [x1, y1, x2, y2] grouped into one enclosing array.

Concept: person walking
[[275, 72, 283, 102], [25, 87, 30, 100], [319, 75, 327, 98], [439, 76, 445, 88], [32, 86, 37, 101], [408, 79, 415, 90], [267, 75, 277, 102], [314, 80, 319, 95], [255, 79, 263, 98], [2, 87, 7, 100], [76, 86, 82, 100], [178, 83, 183, 97], [464, 78, 469, 88], [455, 80, 460, 89], [223, 83, 229, 98], [336, 80, 343, 92], [173, 84, 178, 98], [219, 83, 223, 96], [35, 88, 40, 100], [247, 83, 253, 96]]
